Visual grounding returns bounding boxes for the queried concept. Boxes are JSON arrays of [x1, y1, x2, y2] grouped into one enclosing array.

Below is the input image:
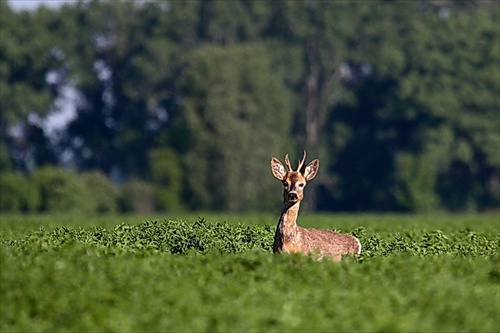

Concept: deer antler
[[284, 154, 293, 171], [297, 150, 307, 171]]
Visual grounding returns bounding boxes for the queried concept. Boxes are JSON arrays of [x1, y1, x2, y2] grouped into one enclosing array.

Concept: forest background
[[1, 0, 499, 214]]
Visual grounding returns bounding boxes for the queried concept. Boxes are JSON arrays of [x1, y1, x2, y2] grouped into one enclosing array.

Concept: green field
[[1, 213, 499, 332]]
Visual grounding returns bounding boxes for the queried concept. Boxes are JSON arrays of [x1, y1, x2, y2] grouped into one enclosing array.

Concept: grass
[[1, 212, 499, 332]]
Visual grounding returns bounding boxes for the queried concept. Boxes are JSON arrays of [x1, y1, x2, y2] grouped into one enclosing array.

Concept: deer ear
[[303, 159, 319, 181], [270, 157, 287, 180]]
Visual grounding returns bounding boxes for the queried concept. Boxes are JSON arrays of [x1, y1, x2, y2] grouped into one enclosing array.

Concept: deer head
[[270, 151, 319, 205]]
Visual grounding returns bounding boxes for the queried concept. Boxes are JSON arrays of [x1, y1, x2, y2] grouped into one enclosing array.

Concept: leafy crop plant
[[1, 214, 498, 332]]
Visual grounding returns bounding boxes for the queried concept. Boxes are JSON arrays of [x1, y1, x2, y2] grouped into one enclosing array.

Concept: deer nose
[[288, 192, 298, 201]]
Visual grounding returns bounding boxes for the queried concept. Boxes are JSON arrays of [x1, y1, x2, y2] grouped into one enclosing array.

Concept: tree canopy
[[1, 0, 498, 212]]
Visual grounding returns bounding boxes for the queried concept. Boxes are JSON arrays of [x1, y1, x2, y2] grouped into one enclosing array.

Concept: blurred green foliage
[[0, 172, 39, 212], [179, 44, 292, 210], [32, 166, 94, 213], [118, 178, 156, 214], [80, 170, 119, 213], [0, 0, 498, 213], [148, 148, 184, 211]]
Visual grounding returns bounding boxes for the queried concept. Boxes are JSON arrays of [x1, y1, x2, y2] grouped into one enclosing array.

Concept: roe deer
[[270, 151, 361, 261]]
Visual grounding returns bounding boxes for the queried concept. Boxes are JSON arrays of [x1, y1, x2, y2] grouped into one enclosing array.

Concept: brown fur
[[271, 152, 361, 261]]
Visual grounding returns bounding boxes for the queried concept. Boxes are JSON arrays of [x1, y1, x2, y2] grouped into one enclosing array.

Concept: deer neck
[[277, 202, 301, 239]]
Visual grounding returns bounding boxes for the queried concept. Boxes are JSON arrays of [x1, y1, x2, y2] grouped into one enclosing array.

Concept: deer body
[[271, 152, 361, 261]]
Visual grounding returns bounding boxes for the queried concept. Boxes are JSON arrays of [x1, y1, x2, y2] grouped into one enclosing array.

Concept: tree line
[[1, 0, 498, 213]]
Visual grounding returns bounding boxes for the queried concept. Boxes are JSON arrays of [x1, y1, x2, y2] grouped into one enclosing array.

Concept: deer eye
[[298, 183, 305, 188], [282, 182, 288, 188]]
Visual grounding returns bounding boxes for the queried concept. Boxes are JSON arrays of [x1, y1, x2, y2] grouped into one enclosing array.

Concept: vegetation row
[[4, 218, 499, 258], [1, 215, 499, 332], [0, 167, 159, 213]]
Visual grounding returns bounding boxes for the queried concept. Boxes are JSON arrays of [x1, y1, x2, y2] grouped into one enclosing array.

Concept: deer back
[[299, 227, 361, 258]]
